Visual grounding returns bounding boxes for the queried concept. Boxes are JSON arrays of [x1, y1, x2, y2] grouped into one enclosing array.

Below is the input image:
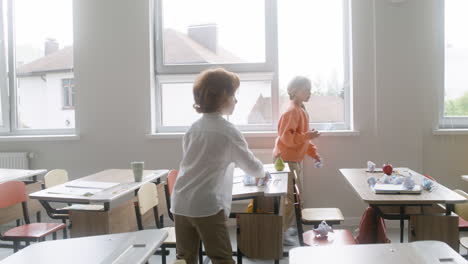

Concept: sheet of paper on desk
[[48, 186, 102, 196], [65, 181, 120, 189], [373, 183, 422, 194]]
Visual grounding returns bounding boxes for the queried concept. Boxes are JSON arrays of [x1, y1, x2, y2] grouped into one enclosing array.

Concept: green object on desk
[[274, 157, 285, 171]]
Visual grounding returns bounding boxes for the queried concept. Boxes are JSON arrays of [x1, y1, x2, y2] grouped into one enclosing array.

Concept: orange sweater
[[273, 103, 318, 162]]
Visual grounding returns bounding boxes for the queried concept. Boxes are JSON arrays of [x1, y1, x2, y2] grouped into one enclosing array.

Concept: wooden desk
[[0, 229, 168, 264], [0, 169, 46, 226], [30, 169, 168, 237], [289, 241, 467, 264], [231, 168, 289, 263], [340, 168, 467, 246]]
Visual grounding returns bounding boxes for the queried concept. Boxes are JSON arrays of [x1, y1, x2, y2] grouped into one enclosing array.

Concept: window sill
[[0, 134, 80, 142], [147, 130, 360, 139], [433, 129, 468, 135]]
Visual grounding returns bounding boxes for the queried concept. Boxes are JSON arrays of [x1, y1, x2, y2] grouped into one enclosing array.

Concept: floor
[[1, 218, 467, 264]]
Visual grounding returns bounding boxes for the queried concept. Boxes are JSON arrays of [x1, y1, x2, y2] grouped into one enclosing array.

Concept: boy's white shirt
[[170, 113, 265, 218]]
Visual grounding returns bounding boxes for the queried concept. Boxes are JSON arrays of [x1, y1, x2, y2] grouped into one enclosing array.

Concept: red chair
[[0, 181, 66, 252], [293, 181, 355, 246], [355, 206, 391, 244]]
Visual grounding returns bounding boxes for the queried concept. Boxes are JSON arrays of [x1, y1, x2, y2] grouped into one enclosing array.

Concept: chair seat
[[303, 229, 356, 246], [162, 227, 176, 244], [3, 223, 66, 239], [62, 204, 105, 211], [461, 237, 468, 249], [302, 208, 344, 224], [459, 217, 468, 230]]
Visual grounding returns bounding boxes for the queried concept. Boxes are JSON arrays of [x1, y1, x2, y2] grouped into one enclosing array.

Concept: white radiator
[[0, 152, 29, 169]]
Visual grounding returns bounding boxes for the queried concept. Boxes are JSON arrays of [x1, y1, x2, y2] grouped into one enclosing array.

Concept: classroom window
[[0, 0, 75, 134], [441, 0, 468, 129], [154, 0, 352, 133]]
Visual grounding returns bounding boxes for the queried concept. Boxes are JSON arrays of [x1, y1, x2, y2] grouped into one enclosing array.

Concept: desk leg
[[400, 206, 404, 243], [446, 204, 454, 216]]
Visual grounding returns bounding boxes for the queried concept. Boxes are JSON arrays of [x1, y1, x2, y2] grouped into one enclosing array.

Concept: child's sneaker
[[286, 227, 298, 236], [283, 232, 296, 246]]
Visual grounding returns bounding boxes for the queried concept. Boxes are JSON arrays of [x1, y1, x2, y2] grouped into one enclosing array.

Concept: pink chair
[[0, 181, 66, 252]]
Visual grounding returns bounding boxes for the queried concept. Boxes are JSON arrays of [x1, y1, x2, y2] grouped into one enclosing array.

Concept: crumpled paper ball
[[313, 220, 334, 237]]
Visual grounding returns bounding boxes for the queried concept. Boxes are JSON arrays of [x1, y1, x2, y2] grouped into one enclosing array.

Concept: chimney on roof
[[44, 38, 59, 56], [188, 24, 218, 53]]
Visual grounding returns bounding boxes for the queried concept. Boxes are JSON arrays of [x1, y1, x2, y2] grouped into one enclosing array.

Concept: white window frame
[[153, 0, 352, 134], [439, 1, 468, 130], [0, 0, 75, 136]]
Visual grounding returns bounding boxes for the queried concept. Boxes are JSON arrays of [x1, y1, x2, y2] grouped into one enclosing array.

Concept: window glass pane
[[14, 0, 74, 129], [161, 80, 271, 127], [229, 80, 272, 125], [161, 82, 201, 127], [444, 0, 468, 117], [278, 0, 346, 125], [0, 0, 7, 127], [161, 0, 265, 65]]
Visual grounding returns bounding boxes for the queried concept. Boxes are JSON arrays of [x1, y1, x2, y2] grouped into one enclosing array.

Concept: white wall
[[1, 0, 468, 220]]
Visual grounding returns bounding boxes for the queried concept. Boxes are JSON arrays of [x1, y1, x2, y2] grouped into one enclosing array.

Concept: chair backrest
[[0, 181, 28, 209], [294, 183, 303, 218], [167, 169, 178, 197], [454, 189, 468, 220], [137, 183, 159, 216], [44, 169, 69, 188]]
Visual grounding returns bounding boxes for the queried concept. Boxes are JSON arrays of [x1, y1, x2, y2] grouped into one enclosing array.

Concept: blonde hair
[[287, 76, 312, 100], [193, 68, 240, 113]]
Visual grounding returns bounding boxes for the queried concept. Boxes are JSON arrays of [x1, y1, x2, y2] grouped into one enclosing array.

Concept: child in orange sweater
[[273, 76, 321, 245]]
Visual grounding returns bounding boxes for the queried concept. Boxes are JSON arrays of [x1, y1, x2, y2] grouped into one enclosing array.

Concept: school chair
[[134, 182, 176, 264], [292, 171, 354, 246], [453, 189, 468, 231], [42, 169, 104, 239], [355, 206, 391, 244], [0, 181, 67, 252]]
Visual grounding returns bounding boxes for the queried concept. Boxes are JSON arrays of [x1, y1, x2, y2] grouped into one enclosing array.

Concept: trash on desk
[[313, 220, 333, 237], [367, 161, 376, 172], [422, 177, 434, 191], [403, 176, 415, 190], [367, 176, 377, 187], [243, 172, 271, 186]]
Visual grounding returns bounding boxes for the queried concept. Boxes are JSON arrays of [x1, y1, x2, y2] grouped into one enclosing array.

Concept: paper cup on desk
[[131, 161, 144, 182]]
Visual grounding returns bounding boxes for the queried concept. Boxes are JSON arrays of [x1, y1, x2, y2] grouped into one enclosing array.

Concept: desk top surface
[[340, 168, 467, 204], [29, 169, 168, 203], [289, 241, 467, 264], [0, 168, 46, 184], [0, 229, 168, 264], [232, 166, 288, 199]]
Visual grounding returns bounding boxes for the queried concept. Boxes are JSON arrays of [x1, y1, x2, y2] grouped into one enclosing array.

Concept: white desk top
[[340, 168, 467, 205], [0, 229, 168, 264], [461, 175, 468, 182], [0, 168, 46, 184], [289, 241, 467, 264], [29, 169, 168, 204], [232, 166, 288, 199]]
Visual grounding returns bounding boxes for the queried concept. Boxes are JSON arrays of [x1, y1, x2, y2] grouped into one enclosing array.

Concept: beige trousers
[[174, 210, 234, 264], [283, 161, 303, 232]]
